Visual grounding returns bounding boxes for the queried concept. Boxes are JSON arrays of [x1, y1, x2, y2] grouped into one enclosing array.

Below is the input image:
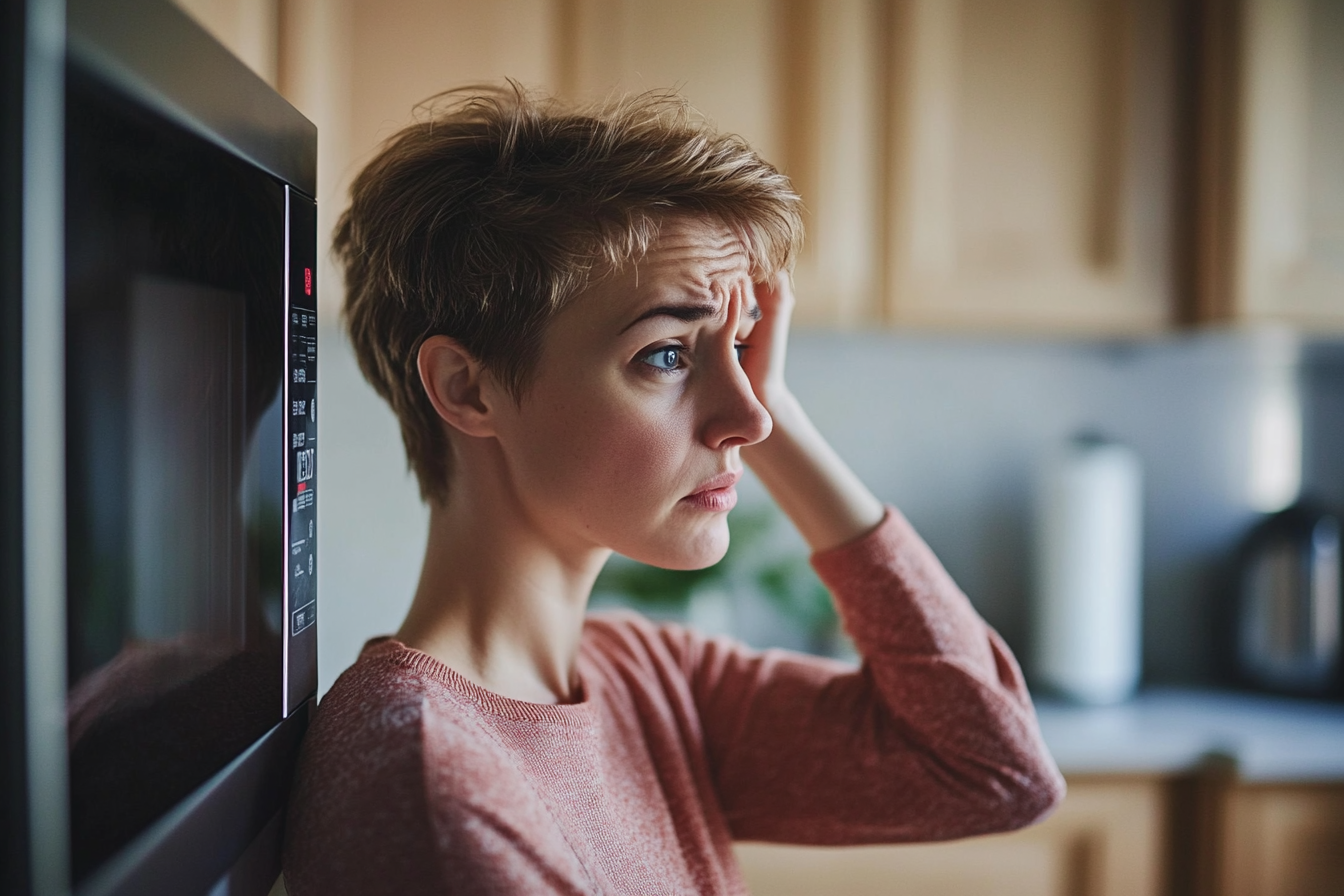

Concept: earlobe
[[417, 335, 496, 438]]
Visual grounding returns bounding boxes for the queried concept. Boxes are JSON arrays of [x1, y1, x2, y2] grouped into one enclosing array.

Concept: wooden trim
[[1193, 0, 1242, 323], [874, 0, 897, 325], [1173, 755, 1237, 896], [553, 0, 581, 102], [1171, 0, 1201, 327], [1089, 0, 1132, 272], [774, 0, 819, 211]]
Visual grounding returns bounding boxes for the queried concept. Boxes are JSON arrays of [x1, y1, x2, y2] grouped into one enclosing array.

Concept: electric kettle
[[1232, 502, 1342, 699]]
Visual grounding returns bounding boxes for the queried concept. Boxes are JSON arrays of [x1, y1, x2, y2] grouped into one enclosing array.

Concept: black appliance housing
[[6, 1, 318, 893]]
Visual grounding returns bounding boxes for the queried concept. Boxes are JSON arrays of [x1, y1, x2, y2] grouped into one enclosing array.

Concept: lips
[[681, 470, 741, 512]]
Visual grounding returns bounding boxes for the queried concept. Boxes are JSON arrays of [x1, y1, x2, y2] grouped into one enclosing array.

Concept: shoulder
[[303, 640, 440, 762], [582, 609, 706, 674], [294, 638, 526, 791], [580, 609, 792, 713], [287, 641, 610, 895], [283, 641, 491, 896]]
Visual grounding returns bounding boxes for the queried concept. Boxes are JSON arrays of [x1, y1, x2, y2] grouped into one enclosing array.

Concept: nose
[[698, 347, 772, 450]]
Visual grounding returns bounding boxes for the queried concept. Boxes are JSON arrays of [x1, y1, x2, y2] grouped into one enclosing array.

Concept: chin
[[622, 513, 730, 571]]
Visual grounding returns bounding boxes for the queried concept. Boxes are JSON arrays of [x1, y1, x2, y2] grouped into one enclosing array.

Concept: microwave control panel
[[284, 186, 318, 715]]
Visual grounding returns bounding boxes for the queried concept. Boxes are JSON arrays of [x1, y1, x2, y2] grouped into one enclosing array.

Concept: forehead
[[581, 216, 752, 312], [626, 216, 751, 287]]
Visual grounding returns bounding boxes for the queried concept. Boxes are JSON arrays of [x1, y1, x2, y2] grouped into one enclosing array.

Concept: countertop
[[1033, 687, 1344, 782]]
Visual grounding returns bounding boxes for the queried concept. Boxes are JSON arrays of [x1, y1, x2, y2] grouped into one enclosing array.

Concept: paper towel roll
[[1032, 435, 1144, 704]]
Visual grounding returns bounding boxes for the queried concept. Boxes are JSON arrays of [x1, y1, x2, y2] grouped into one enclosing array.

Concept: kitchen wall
[[316, 320, 1344, 696]]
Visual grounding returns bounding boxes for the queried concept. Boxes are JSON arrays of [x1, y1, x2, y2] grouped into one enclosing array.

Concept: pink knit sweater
[[283, 509, 1064, 895]]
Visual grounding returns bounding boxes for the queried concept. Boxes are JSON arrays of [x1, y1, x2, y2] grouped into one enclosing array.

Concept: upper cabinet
[[560, 0, 1180, 332], [1200, 0, 1344, 331], [877, 0, 1178, 333], [176, 0, 1344, 333]]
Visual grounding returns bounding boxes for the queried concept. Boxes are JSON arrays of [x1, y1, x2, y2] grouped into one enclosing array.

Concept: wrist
[[759, 382, 802, 432]]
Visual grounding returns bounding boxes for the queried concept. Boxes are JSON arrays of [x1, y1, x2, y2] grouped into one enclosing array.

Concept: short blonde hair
[[335, 83, 804, 504]]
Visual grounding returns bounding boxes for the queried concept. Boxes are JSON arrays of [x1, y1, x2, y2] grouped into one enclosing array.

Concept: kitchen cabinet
[[735, 772, 1344, 896], [733, 775, 1166, 896], [185, 0, 1190, 331], [561, 0, 1184, 332], [1209, 780, 1344, 896], [1197, 0, 1344, 331], [180, 0, 1344, 333], [876, 0, 1180, 334]]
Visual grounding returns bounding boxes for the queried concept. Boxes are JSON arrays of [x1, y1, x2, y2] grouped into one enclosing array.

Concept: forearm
[[697, 510, 1065, 843], [742, 389, 884, 553]]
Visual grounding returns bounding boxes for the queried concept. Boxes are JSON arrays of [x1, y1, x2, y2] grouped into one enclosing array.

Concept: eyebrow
[[620, 301, 762, 333]]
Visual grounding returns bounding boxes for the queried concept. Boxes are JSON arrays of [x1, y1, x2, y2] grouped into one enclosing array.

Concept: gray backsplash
[[316, 323, 1344, 695], [778, 328, 1344, 685]]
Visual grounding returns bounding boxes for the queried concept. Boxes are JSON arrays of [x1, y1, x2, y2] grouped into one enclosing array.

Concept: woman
[[283, 85, 1064, 895]]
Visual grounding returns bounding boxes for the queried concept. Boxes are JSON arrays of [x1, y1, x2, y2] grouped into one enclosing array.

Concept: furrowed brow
[[620, 302, 720, 333]]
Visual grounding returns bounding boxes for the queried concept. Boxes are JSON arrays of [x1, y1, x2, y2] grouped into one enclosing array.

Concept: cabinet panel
[[735, 837, 1062, 896], [734, 777, 1164, 896], [1222, 0, 1344, 329], [562, 0, 781, 164], [882, 0, 1176, 333], [773, 0, 885, 326], [1221, 783, 1344, 896], [346, 0, 559, 157]]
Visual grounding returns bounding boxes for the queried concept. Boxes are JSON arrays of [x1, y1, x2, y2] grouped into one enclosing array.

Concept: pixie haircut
[[335, 84, 804, 504]]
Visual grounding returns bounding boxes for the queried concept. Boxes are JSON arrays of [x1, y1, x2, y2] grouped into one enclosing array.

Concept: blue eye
[[734, 344, 747, 362], [641, 346, 682, 372]]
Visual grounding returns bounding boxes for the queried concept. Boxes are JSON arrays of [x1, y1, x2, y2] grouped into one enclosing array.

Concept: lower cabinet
[[734, 776, 1166, 896], [734, 775, 1344, 896], [1216, 782, 1344, 896]]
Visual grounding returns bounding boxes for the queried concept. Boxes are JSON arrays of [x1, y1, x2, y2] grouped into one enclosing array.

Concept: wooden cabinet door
[[733, 776, 1165, 896], [1200, 0, 1344, 330], [1219, 783, 1344, 896], [878, 0, 1180, 334]]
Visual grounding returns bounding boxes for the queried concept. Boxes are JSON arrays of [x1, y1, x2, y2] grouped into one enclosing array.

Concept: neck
[[396, 455, 610, 704]]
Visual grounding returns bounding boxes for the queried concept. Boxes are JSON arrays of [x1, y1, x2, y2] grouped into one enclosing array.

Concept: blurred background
[[174, 2, 1344, 893]]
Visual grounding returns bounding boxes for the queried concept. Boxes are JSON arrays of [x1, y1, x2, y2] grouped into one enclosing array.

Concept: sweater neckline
[[364, 636, 598, 727]]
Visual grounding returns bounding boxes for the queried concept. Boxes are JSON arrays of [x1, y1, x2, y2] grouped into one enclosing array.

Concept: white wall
[[314, 326, 425, 697]]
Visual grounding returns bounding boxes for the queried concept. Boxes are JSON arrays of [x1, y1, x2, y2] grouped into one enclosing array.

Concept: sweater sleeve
[[683, 507, 1065, 845]]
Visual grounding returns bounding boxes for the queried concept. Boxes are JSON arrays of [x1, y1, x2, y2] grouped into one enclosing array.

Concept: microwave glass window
[[64, 67, 287, 882]]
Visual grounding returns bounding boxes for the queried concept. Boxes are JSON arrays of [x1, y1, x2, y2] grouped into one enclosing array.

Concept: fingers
[[752, 271, 795, 316], [742, 271, 794, 408]]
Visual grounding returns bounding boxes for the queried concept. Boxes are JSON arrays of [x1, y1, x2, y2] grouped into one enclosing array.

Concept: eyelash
[[637, 343, 748, 376]]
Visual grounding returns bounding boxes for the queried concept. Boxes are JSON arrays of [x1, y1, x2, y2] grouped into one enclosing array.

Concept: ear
[[417, 335, 498, 438]]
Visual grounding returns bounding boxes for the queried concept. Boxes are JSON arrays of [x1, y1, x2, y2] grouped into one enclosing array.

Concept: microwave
[[5, 0, 317, 893]]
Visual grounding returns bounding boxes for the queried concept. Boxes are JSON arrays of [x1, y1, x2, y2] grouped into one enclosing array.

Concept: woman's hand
[[738, 272, 795, 414], [739, 273, 885, 553]]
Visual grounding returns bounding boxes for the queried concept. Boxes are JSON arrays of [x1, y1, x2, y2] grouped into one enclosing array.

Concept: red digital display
[[304, 267, 312, 296]]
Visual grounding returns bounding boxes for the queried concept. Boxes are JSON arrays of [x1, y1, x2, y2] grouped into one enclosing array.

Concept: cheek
[[577, 396, 690, 503], [525, 385, 693, 508]]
